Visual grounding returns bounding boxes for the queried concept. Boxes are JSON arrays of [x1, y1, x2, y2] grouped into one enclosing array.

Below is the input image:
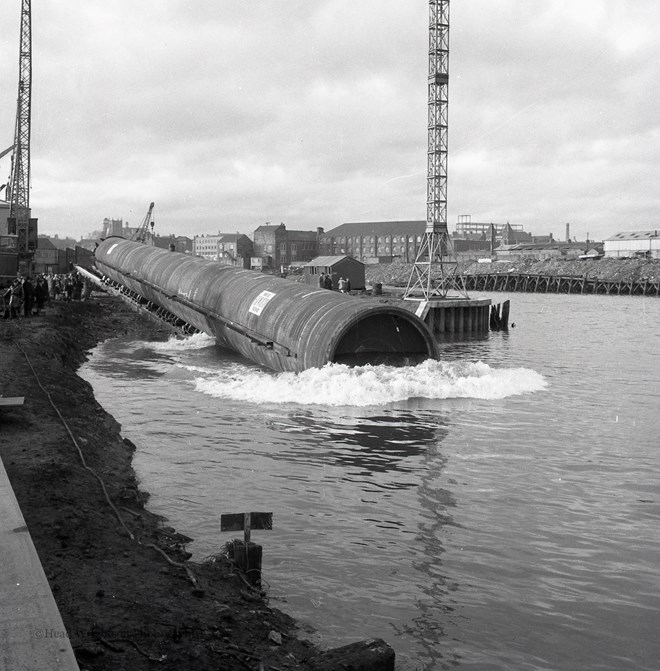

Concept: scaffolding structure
[[6, 0, 35, 263], [404, 0, 467, 300]]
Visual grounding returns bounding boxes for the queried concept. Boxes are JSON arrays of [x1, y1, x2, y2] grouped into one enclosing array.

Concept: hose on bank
[[14, 340, 137, 542], [14, 339, 241, 592]]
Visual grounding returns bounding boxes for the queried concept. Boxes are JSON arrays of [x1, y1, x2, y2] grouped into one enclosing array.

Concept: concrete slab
[[0, 397, 25, 407], [0, 456, 80, 671]]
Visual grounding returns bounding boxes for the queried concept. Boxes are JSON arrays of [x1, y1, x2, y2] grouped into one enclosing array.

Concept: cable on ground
[[15, 340, 136, 541]]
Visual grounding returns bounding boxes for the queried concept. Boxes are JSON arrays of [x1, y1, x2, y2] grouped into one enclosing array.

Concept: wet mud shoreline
[[1, 295, 393, 670]]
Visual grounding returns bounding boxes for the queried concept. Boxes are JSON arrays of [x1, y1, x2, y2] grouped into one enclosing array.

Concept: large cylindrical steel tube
[[94, 237, 439, 372]]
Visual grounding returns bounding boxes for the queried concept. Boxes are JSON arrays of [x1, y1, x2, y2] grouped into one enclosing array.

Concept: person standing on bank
[[8, 278, 23, 319], [35, 276, 49, 315], [318, 273, 326, 289], [22, 276, 35, 316]]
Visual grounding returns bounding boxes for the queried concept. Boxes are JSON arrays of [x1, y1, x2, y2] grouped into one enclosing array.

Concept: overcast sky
[[1, 1, 658, 241]]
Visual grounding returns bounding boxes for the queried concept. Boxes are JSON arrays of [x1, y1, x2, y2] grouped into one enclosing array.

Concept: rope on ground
[[105, 638, 166, 663], [15, 340, 136, 542], [15, 339, 202, 591], [13, 331, 210, 665], [147, 543, 198, 587], [202, 548, 269, 594], [16, 343, 198, 587]]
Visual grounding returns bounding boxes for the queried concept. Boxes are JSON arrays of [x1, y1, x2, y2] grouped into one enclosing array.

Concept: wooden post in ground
[[221, 512, 272, 586]]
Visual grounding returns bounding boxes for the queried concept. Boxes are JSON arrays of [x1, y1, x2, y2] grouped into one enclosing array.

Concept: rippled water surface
[[80, 293, 660, 670]]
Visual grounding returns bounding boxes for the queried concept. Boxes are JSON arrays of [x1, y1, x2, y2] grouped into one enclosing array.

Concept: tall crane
[[6, 0, 35, 266], [403, 0, 466, 300], [132, 201, 155, 244]]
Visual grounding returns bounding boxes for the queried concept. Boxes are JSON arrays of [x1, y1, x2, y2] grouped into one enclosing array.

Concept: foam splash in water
[[192, 359, 547, 407], [148, 333, 216, 352]]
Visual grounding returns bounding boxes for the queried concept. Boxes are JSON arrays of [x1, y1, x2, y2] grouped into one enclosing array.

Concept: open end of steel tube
[[330, 312, 437, 367]]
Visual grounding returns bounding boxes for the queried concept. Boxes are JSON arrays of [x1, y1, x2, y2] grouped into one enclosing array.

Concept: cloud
[[1, 1, 658, 241]]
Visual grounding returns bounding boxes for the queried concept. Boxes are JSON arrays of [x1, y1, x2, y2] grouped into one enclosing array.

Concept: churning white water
[[149, 333, 546, 406]]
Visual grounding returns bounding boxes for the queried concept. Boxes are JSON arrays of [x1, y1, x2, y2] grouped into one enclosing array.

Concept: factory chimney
[[566, 223, 570, 242]]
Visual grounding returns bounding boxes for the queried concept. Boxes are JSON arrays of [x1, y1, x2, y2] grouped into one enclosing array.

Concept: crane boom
[[132, 202, 155, 244], [0, 145, 14, 161]]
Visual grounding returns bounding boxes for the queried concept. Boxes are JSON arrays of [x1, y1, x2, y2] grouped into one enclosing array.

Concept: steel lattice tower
[[7, 0, 33, 258], [404, 0, 467, 300]]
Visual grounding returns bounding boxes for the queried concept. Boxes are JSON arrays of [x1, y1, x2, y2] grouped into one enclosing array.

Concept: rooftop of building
[[323, 220, 426, 237], [37, 238, 58, 250], [606, 230, 660, 241], [254, 223, 286, 233], [305, 255, 363, 267], [499, 241, 590, 251], [286, 230, 318, 240]]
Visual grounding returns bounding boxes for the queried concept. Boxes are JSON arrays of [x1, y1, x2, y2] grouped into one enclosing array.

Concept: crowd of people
[[317, 273, 352, 293], [1, 270, 87, 320]]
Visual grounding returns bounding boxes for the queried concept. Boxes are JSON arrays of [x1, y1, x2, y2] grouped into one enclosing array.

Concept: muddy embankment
[[0, 297, 393, 671]]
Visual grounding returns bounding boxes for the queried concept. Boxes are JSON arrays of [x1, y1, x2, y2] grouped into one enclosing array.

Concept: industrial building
[[317, 219, 544, 263], [192, 233, 253, 267], [251, 223, 319, 270], [604, 231, 660, 259], [31, 238, 94, 275], [454, 217, 524, 239], [495, 241, 591, 262], [318, 220, 427, 263], [101, 217, 129, 238], [153, 234, 193, 254]]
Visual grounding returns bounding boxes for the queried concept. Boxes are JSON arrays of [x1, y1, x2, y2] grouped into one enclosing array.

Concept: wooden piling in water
[[460, 272, 660, 297], [221, 511, 272, 586], [501, 300, 510, 329], [231, 540, 263, 586]]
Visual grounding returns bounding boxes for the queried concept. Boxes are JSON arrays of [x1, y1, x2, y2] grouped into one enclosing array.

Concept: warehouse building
[[251, 223, 319, 270], [318, 220, 427, 263], [604, 231, 660, 259], [193, 233, 253, 267]]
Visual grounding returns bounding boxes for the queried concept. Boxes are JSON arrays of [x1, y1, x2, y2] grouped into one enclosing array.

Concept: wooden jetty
[[461, 273, 660, 297], [392, 297, 497, 335]]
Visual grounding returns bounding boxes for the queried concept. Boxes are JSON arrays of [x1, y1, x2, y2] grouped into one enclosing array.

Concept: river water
[[79, 292, 660, 670]]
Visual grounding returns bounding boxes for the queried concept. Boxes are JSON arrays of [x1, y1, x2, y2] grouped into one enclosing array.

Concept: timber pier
[[461, 273, 660, 297], [406, 297, 494, 335]]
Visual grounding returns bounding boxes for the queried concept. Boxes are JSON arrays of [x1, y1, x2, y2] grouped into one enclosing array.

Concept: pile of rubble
[[365, 257, 660, 287]]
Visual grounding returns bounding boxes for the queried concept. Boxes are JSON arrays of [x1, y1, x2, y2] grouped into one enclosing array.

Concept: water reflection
[[436, 329, 511, 358], [406, 445, 461, 668], [87, 343, 173, 380], [267, 408, 449, 476], [435, 331, 491, 346]]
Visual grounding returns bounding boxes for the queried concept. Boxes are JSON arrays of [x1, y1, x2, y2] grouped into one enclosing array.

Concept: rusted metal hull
[[94, 237, 439, 372]]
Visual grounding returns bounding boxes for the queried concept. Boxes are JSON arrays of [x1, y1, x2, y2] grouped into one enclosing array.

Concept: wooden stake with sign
[[220, 512, 272, 586]]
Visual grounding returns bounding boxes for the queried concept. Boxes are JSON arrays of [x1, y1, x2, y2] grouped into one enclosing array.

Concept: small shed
[[304, 255, 365, 290]]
